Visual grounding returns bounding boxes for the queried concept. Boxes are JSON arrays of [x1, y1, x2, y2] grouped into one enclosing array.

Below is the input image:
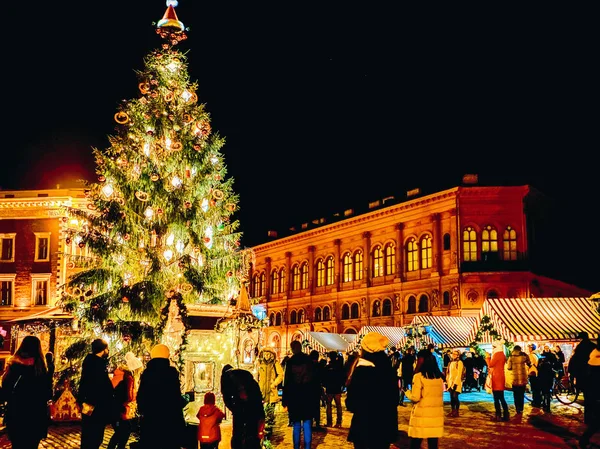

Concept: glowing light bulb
[[166, 62, 179, 73], [165, 137, 172, 150], [144, 207, 154, 219], [166, 233, 175, 246], [171, 176, 182, 188], [167, 0, 178, 7], [176, 240, 185, 253], [163, 249, 173, 261], [101, 184, 114, 198], [143, 143, 151, 156], [181, 90, 192, 102], [201, 198, 209, 212], [210, 156, 219, 165]]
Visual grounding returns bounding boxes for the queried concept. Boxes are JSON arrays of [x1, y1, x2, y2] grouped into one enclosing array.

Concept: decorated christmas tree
[[58, 1, 245, 381]]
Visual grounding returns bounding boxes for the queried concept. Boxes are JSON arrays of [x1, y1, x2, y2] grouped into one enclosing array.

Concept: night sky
[[3, 2, 599, 291]]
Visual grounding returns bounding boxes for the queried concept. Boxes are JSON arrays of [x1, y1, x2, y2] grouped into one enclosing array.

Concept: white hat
[[124, 351, 143, 371]]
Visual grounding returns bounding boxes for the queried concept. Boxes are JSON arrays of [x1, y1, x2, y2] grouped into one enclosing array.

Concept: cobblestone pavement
[[1, 392, 599, 448]]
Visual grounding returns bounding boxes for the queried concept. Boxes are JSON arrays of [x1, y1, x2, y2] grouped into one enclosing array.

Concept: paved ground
[[1, 391, 599, 448]]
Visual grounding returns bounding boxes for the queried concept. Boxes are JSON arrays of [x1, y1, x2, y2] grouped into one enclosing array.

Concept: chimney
[[267, 230, 278, 238], [407, 188, 421, 198]]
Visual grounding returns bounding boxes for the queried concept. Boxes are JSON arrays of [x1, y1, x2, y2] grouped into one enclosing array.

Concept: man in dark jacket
[[399, 347, 415, 406], [136, 344, 186, 449], [323, 351, 345, 428], [221, 364, 265, 449], [569, 331, 597, 393], [77, 338, 114, 449]]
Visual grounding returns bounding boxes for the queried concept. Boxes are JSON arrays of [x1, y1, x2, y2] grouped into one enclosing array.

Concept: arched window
[[269, 313, 275, 326], [298, 309, 305, 323], [270, 270, 279, 294], [382, 298, 393, 316], [407, 238, 419, 272], [443, 233, 451, 251], [385, 243, 396, 275], [350, 303, 360, 319], [372, 246, 384, 278], [407, 295, 417, 314], [354, 251, 364, 281], [279, 268, 286, 293], [275, 312, 282, 326], [342, 253, 353, 282], [420, 235, 432, 269], [292, 265, 301, 291], [259, 272, 266, 296], [323, 306, 331, 321], [341, 304, 350, 320], [503, 226, 518, 261], [271, 334, 281, 358], [314, 307, 322, 322], [487, 289, 499, 299], [300, 262, 309, 289], [326, 256, 335, 285], [482, 225, 498, 259], [443, 291, 450, 306], [251, 274, 259, 297], [418, 295, 429, 313], [290, 310, 297, 325], [372, 300, 381, 317], [316, 259, 325, 287], [463, 226, 478, 262], [345, 328, 357, 334]]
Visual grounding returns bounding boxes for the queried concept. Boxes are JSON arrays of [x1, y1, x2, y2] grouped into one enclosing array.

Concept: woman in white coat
[[445, 349, 464, 417], [405, 349, 444, 449]]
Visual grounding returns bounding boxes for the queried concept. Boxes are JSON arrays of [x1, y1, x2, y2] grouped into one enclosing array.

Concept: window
[[463, 226, 478, 262], [0, 234, 16, 262], [372, 246, 384, 278], [290, 310, 297, 324], [34, 232, 51, 262], [487, 289, 500, 299], [325, 257, 335, 285], [270, 270, 279, 294], [316, 259, 325, 287], [382, 298, 393, 316], [258, 272, 266, 297], [350, 303, 360, 319], [32, 275, 50, 306], [292, 265, 301, 291], [407, 295, 416, 314], [0, 275, 15, 306], [344, 328, 357, 334], [275, 312, 282, 326], [443, 233, 451, 251], [418, 295, 429, 313], [314, 307, 322, 322], [420, 235, 432, 269], [481, 225, 498, 255], [298, 309, 305, 323], [385, 243, 396, 275], [343, 253, 352, 282], [443, 291, 450, 306], [269, 313, 275, 326], [300, 262, 309, 289], [251, 274, 258, 297], [341, 304, 350, 320], [503, 226, 518, 261], [354, 251, 363, 281], [406, 238, 419, 272], [323, 306, 331, 321], [279, 268, 286, 293], [372, 300, 381, 317]]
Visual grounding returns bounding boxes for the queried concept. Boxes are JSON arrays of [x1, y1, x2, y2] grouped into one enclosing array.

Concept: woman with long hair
[[1, 335, 52, 449], [404, 349, 444, 449]]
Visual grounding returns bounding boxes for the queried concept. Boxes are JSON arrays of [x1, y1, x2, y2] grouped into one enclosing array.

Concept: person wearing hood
[[486, 340, 509, 421], [107, 352, 144, 449], [507, 345, 531, 414], [197, 391, 226, 449], [580, 336, 600, 449], [257, 347, 284, 404], [345, 332, 399, 449], [1, 335, 52, 449], [136, 344, 187, 449]]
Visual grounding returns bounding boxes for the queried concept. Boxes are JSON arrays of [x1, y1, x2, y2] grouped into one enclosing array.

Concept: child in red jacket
[[197, 392, 226, 449]]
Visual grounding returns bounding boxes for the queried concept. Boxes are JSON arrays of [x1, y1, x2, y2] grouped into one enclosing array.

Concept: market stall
[[307, 331, 357, 353]]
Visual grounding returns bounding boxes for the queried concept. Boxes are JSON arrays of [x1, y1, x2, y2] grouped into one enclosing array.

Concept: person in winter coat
[[399, 347, 416, 406], [221, 364, 265, 449], [346, 332, 399, 449], [537, 352, 555, 413], [580, 336, 600, 449], [486, 341, 509, 421], [257, 347, 284, 404], [507, 345, 531, 414], [77, 338, 114, 449], [323, 351, 345, 428], [197, 391, 226, 449], [405, 349, 444, 449], [107, 352, 143, 449], [446, 349, 464, 417], [569, 331, 597, 393], [526, 343, 541, 407], [136, 344, 187, 449], [1, 335, 52, 449]]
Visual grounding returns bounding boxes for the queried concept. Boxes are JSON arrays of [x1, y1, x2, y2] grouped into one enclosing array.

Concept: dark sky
[[3, 2, 599, 290]]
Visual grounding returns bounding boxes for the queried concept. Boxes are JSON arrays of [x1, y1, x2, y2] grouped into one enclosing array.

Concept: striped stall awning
[[308, 332, 356, 352], [351, 326, 413, 352], [411, 315, 478, 348], [468, 297, 600, 343]]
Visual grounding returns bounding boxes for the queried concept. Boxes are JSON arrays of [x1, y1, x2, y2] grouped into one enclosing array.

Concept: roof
[[308, 332, 357, 352], [5, 307, 73, 323], [411, 315, 478, 348], [352, 326, 408, 352], [468, 297, 600, 342]]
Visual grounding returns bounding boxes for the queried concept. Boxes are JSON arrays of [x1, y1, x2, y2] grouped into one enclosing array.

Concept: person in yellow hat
[[345, 332, 399, 449]]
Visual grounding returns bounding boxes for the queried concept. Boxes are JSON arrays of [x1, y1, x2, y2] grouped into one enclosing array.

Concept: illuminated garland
[[469, 315, 513, 352]]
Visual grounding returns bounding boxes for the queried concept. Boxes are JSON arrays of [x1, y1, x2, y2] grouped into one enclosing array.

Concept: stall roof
[[468, 297, 600, 342], [351, 326, 409, 352], [5, 307, 73, 323], [308, 332, 356, 352], [411, 315, 478, 348]]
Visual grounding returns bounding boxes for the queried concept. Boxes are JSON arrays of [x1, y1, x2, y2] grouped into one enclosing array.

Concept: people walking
[[257, 347, 284, 405], [537, 350, 555, 413], [221, 364, 265, 449], [197, 391, 226, 449], [399, 347, 416, 406], [309, 350, 325, 431], [580, 336, 600, 449], [323, 351, 345, 428], [346, 332, 398, 449], [136, 344, 187, 449], [1, 335, 52, 449], [486, 341, 509, 421], [282, 340, 316, 449], [404, 349, 444, 449], [446, 349, 464, 417], [568, 331, 597, 393], [507, 345, 530, 414], [107, 352, 143, 449], [77, 338, 114, 449]]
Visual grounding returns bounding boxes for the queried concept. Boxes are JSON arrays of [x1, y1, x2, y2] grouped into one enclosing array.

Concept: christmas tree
[[58, 1, 244, 381]]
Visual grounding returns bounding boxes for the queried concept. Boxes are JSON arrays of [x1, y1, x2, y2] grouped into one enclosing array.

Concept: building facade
[[248, 185, 591, 358]]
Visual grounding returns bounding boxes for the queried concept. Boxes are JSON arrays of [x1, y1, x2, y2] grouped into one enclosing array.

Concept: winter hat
[[125, 352, 143, 371], [204, 392, 216, 405], [91, 338, 108, 355], [361, 332, 389, 353], [150, 344, 170, 359]]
